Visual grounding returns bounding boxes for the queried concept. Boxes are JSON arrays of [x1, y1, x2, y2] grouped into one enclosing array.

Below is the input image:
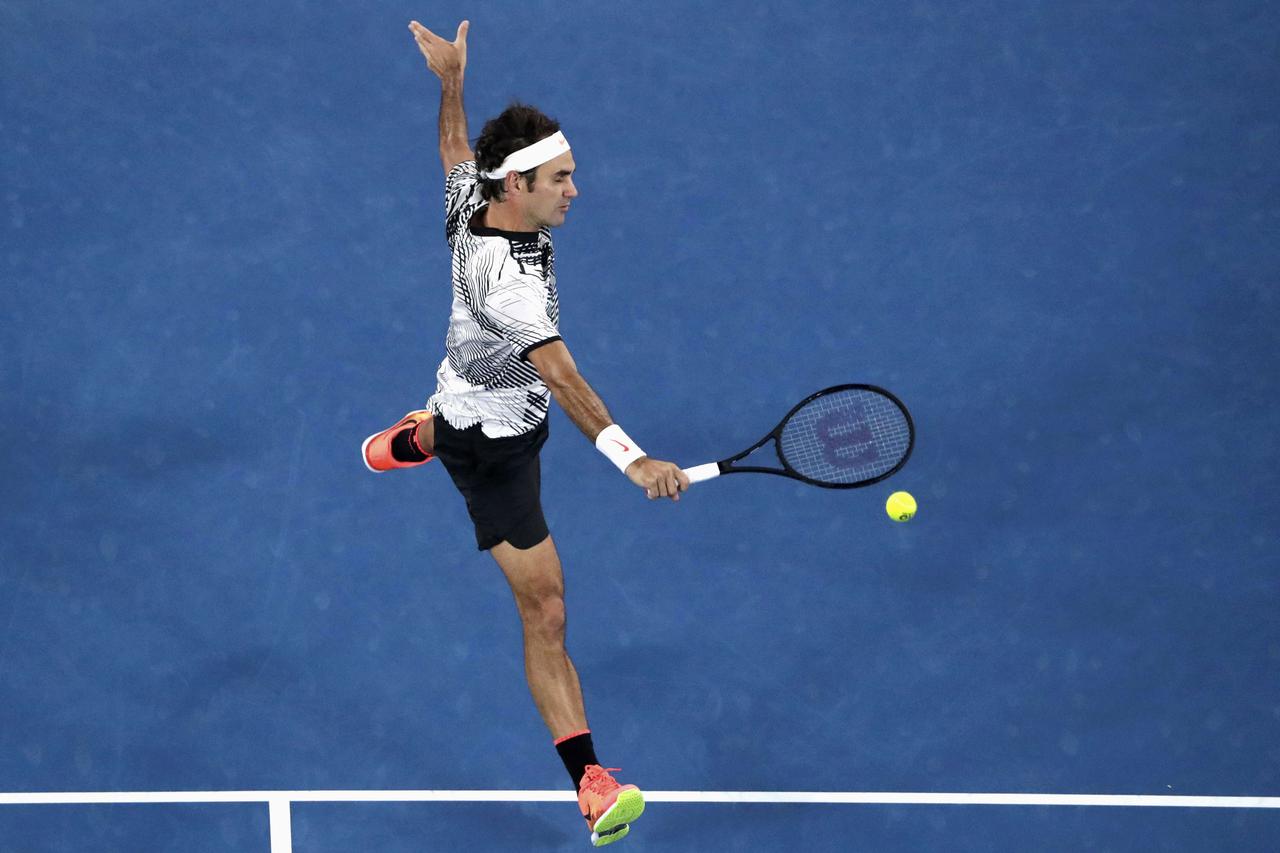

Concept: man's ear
[[504, 171, 523, 196]]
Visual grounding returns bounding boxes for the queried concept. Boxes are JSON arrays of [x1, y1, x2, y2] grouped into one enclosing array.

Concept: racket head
[[771, 384, 915, 488]]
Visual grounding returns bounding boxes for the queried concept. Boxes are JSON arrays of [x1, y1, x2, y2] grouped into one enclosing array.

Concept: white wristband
[[595, 424, 646, 474]]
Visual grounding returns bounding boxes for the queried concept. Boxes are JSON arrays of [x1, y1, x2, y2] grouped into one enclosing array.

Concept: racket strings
[[778, 389, 912, 484]]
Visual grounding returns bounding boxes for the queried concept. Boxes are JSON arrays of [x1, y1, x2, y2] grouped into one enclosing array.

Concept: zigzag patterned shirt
[[427, 160, 561, 437]]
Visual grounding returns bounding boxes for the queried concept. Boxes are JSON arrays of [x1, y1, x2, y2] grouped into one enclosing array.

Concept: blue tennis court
[[3, 1, 1278, 850]]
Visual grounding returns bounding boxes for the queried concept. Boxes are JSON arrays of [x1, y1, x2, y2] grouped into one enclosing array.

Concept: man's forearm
[[438, 74, 472, 169], [547, 372, 614, 442]]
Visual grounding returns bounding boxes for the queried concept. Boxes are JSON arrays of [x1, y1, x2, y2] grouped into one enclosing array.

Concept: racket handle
[[682, 462, 721, 484]]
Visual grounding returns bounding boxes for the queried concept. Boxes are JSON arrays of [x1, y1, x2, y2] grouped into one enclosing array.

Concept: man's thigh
[[491, 535, 563, 607]]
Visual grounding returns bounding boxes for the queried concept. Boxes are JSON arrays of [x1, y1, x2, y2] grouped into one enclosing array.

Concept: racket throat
[[724, 438, 789, 476]]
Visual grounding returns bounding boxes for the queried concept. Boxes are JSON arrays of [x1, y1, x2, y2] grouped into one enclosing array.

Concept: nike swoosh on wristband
[[609, 439, 630, 452]]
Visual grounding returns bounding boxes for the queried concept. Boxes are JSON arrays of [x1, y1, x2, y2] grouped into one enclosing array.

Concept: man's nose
[[564, 180, 578, 198]]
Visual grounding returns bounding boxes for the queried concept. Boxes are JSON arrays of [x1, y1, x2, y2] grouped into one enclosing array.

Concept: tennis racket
[[682, 384, 914, 488]]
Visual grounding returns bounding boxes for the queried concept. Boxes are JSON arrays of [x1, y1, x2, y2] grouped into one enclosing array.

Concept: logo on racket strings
[[815, 410, 877, 468]]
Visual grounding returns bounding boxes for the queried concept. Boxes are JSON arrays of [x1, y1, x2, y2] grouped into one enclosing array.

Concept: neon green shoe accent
[[592, 788, 645, 836], [591, 822, 630, 847]]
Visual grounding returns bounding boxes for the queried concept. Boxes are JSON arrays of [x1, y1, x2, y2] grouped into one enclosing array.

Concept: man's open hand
[[409, 20, 469, 80], [626, 457, 691, 502]]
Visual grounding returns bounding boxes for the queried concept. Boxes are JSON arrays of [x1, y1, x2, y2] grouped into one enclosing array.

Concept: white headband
[[480, 131, 571, 180]]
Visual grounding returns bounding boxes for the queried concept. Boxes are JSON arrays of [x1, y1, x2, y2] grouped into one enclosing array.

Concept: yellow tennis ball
[[886, 491, 917, 522]]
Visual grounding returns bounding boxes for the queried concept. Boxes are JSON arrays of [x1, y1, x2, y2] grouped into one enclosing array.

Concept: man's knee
[[520, 589, 567, 640]]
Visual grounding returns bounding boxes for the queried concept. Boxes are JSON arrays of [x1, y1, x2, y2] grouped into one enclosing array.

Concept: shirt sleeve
[[444, 160, 480, 246], [482, 267, 562, 359]]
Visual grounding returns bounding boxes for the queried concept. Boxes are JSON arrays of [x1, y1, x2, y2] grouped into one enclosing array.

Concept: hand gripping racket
[[682, 384, 914, 488]]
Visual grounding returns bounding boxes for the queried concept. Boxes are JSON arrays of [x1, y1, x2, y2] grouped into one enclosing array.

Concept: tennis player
[[361, 19, 688, 847]]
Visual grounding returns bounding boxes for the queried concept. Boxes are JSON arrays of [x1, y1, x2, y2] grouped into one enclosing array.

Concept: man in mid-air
[[360, 18, 689, 848]]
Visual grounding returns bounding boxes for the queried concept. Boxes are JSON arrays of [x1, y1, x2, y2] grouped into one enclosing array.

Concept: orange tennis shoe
[[361, 410, 434, 473], [578, 765, 644, 847]]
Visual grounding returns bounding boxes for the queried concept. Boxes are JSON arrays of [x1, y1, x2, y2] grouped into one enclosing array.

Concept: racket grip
[[682, 462, 721, 484]]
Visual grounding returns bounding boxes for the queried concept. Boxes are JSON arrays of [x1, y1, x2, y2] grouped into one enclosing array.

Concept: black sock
[[555, 730, 599, 790], [389, 426, 428, 462]]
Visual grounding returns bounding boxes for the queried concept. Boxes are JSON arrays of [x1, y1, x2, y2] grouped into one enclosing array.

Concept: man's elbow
[[540, 363, 580, 392]]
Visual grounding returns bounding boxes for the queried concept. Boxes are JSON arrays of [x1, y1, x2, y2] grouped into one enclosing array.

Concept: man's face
[[521, 150, 577, 228]]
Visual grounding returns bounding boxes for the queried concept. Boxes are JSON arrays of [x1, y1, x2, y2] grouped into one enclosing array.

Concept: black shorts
[[432, 415, 550, 551]]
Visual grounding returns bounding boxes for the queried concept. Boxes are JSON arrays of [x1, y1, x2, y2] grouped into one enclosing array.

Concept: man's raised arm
[[527, 341, 690, 501], [409, 19, 474, 174]]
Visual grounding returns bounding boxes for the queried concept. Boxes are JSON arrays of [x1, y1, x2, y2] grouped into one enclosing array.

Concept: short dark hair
[[474, 102, 561, 202]]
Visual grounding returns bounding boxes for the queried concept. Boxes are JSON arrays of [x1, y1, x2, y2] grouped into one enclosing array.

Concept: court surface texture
[[2, 1, 1278, 850]]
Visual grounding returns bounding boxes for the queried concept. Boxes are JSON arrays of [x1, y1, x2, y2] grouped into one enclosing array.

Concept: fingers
[[650, 466, 686, 501], [666, 463, 688, 501], [408, 19, 465, 46], [645, 478, 672, 500], [408, 22, 437, 59], [666, 470, 681, 501], [408, 20, 440, 41], [635, 460, 689, 502]]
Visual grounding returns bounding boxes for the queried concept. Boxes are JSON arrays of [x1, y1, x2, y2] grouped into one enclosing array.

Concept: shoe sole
[[592, 789, 644, 837], [591, 823, 630, 847]]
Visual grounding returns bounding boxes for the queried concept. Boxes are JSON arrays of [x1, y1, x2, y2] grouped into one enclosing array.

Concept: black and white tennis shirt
[[427, 161, 562, 438]]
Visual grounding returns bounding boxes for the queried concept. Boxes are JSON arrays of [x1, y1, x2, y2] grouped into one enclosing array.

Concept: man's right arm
[[527, 341, 689, 501], [409, 20, 474, 174]]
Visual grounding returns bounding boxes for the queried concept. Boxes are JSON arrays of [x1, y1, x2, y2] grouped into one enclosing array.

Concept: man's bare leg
[[488, 492, 644, 844], [490, 534, 588, 738], [416, 416, 435, 454]]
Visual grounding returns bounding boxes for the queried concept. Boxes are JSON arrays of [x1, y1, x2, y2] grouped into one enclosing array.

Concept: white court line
[[1, 790, 1278, 808], [268, 799, 291, 853], [6, 789, 1279, 853]]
